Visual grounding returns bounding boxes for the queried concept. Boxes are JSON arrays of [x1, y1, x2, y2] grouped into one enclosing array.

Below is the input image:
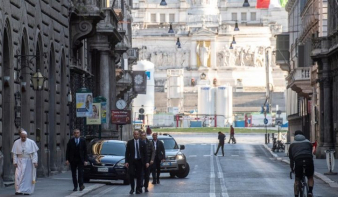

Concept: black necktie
[[136, 140, 140, 159]]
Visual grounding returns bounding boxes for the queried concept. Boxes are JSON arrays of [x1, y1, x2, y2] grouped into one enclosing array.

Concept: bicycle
[[272, 137, 285, 152], [290, 160, 310, 197]]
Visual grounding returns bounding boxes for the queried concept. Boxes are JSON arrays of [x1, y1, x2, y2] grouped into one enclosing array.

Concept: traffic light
[[260, 106, 265, 114], [266, 104, 269, 113]]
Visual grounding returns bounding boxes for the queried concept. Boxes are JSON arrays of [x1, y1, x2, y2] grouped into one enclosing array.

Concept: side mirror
[[180, 145, 185, 150]]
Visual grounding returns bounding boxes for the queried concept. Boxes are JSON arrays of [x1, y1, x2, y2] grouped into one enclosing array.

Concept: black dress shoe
[[145, 188, 149, 192], [157, 179, 160, 184], [152, 181, 156, 184], [129, 189, 134, 194], [80, 185, 85, 191], [73, 188, 78, 191], [136, 190, 141, 194], [15, 192, 23, 195]]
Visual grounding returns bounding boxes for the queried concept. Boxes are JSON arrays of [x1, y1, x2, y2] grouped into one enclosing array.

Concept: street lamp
[[232, 36, 236, 44], [160, 0, 167, 6], [243, 0, 250, 7], [168, 23, 174, 33], [229, 43, 234, 49], [234, 21, 240, 31], [31, 70, 46, 91], [176, 37, 181, 48]]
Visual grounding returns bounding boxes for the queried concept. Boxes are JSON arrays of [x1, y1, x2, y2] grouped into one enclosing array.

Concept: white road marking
[[216, 152, 229, 197], [204, 155, 211, 157], [231, 155, 239, 156], [189, 155, 197, 157], [210, 144, 216, 197], [92, 186, 116, 197], [65, 184, 105, 197]]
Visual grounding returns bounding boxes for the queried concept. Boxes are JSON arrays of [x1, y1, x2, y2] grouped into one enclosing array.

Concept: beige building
[[132, 0, 288, 120]]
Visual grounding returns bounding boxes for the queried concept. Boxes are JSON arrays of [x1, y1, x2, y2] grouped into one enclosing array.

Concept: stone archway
[[2, 22, 15, 181], [48, 48, 56, 171]]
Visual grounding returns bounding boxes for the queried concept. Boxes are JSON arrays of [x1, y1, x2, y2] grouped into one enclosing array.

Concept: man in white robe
[[11, 130, 39, 195]]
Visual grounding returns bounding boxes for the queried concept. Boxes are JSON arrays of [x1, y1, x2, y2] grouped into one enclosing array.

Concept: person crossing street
[[214, 131, 226, 156]]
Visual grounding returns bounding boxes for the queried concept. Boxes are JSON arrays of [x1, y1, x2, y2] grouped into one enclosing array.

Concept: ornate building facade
[[0, 0, 135, 186], [132, 0, 288, 117]]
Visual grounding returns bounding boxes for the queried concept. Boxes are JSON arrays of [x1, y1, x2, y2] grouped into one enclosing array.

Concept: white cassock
[[11, 138, 39, 194]]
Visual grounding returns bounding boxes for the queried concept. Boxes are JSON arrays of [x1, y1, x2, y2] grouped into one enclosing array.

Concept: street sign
[[139, 108, 145, 114], [264, 118, 268, 125], [276, 117, 283, 126]]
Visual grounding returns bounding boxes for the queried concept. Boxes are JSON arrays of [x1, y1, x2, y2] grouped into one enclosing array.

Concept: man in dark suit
[[151, 132, 165, 184], [66, 129, 88, 192], [125, 130, 149, 194], [140, 131, 155, 192]]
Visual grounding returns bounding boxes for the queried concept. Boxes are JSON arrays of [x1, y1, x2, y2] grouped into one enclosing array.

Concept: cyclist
[[289, 130, 314, 197]]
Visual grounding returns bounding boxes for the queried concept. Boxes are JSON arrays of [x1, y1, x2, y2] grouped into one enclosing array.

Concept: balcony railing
[[293, 67, 311, 81]]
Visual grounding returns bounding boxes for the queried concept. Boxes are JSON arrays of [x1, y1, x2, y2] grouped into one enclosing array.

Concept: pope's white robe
[[11, 138, 39, 194]]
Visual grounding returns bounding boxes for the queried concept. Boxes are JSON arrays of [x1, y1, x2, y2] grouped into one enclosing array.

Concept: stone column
[[190, 41, 197, 69], [100, 51, 111, 130], [322, 58, 334, 147], [210, 41, 217, 69]]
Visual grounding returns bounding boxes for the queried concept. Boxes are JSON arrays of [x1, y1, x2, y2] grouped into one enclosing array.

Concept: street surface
[[81, 133, 338, 197]]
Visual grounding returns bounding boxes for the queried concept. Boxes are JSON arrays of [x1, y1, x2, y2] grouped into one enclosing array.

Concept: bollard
[[284, 143, 290, 157], [265, 134, 268, 144], [324, 149, 337, 175], [267, 133, 270, 144]]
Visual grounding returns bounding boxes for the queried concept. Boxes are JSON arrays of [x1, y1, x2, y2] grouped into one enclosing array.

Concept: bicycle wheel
[[301, 179, 308, 197]]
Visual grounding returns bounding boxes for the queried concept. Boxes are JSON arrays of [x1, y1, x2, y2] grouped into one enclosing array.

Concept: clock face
[[116, 99, 127, 109], [134, 74, 143, 85]]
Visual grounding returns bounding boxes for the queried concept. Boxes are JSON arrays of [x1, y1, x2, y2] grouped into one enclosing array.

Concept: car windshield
[[159, 138, 179, 149], [92, 142, 126, 156]]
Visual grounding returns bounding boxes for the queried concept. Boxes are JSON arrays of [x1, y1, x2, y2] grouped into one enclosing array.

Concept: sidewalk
[[263, 143, 338, 188], [0, 171, 105, 197]]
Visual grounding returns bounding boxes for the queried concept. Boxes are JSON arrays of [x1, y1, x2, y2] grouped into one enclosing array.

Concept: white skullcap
[[21, 130, 27, 135]]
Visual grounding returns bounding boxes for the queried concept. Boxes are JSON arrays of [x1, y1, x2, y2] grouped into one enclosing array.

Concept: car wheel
[[176, 163, 190, 178], [84, 177, 90, 183], [170, 172, 176, 178], [123, 179, 130, 185]]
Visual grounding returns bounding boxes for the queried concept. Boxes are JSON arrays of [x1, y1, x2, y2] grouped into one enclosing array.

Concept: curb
[[262, 144, 338, 188], [65, 184, 106, 197]]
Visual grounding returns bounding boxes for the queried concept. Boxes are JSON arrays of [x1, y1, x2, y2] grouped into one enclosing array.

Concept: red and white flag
[[256, 0, 270, 9]]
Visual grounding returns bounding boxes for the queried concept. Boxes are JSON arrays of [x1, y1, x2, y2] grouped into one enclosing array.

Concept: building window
[[241, 12, 247, 21], [160, 14, 166, 23], [251, 12, 256, 21], [169, 14, 175, 22], [231, 13, 237, 21], [151, 13, 156, 23]]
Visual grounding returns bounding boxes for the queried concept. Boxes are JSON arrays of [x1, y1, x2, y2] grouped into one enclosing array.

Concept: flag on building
[[280, 0, 288, 7], [256, 0, 270, 9]]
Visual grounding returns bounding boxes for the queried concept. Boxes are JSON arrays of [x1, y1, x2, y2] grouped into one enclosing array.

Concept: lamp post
[[243, 0, 250, 7], [31, 70, 46, 91]]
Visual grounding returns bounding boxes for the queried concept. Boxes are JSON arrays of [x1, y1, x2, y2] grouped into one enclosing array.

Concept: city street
[[1, 133, 337, 197], [81, 133, 338, 197]]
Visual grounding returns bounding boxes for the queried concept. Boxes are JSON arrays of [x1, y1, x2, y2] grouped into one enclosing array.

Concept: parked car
[[84, 139, 129, 184], [148, 134, 190, 178]]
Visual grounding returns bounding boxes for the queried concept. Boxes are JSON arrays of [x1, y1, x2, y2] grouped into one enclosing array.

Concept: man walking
[[228, 125, 236, 144], [140, 131, 155, 192], [151, 132, 165, 184], [214, 131, 226, 156], [11, 130, 39, 195], [125, 130, 149, 194], [66, 129, 88, 192]]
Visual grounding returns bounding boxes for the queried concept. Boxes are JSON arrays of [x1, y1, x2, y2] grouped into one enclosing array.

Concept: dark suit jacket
[[66, 137, 88, 163], [153, 140, 166, 161], [125, 139, 148, 165]]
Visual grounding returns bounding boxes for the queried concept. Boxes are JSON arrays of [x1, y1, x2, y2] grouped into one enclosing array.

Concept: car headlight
[[176, 154, 184, 160], [116, 159, 125, 168]]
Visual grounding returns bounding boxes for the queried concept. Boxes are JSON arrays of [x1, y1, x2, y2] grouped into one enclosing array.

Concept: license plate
[[161, 162, 171, 166], [97, 167, 108, 172]]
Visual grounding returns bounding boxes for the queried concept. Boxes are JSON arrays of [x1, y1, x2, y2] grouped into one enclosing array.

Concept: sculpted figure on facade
[[244, 46, 255, 66], [217, 45, 230, 67], [196, 41, 211, 68], [255, 46, 265, 67]]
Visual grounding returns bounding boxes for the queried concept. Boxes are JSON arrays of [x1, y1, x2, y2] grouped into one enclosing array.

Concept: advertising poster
[[101, 102, 107, 123], [76, 89, 93, 117], [111, 110, 131, 125], [86, 103, 101, 125], [132, 71, 147, 94]]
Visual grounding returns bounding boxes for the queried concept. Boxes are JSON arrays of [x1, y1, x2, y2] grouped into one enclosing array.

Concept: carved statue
[[240, 48, 245, 66], [255, 47, 265, 67], [196, 41, 211, 68]]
